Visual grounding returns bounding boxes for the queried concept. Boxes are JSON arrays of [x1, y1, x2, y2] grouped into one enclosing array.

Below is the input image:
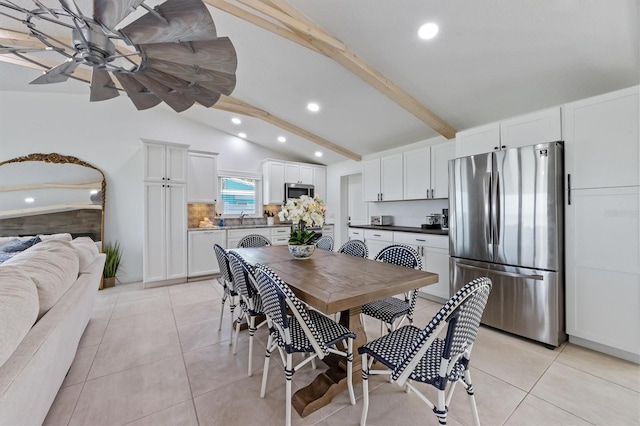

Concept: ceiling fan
[[0, 0, 237, 112]]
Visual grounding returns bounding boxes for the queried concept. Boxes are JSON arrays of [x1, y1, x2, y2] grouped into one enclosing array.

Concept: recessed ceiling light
[[25, 197, 35, 203], [418, 22, 439, 40], [238, 132, 247, 138], [277, 136, 286, 143], [307, 102, 320, 112], [231, 117, 241, 124], [314, 151, 323, 157]]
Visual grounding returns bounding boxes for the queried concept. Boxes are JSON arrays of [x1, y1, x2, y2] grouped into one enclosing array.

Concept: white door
[[299, 165, 313, 184], [166, 184, 187, 280], [403, 147, 431, 200], [144, 182, 166, 282], [362, 159, 381, 202], [144, 143, 166, 182], [188, 230, 225, 276], [285, 163, 300, 183], [348, 174, 368, 226]]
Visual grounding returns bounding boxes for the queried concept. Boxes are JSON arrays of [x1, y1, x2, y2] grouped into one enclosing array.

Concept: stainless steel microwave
[[285, 183, 314, 200]]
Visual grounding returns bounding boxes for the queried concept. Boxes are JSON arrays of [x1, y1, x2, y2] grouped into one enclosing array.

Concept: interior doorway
[[339, 173, 367, 246]]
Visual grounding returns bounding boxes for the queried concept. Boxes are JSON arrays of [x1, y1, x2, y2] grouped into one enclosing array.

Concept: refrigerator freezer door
[[448, 153, 493, 262], [493, 142, 563, 270], [450, 257, 566, 347]]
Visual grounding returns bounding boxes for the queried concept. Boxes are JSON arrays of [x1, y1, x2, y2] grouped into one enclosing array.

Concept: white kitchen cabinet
[[271, 226, 290, 246], [143, 182, 187, 286], [143, 140, 188, 183], [565, 186, 640, 359], [313, 167, 327, 201], [455, 107, 562, 158], [403, 142, 455, 200], [321, 224, 334, 239], [363, 154, 403, 202], [348, 227, 365, 241], [188, 229, 226, 277], [500, 107, 561, 149], [394, 232, 450, 301], [455, 122, 500, 158], [263, 161, 285, 204], [187, 151, 218, 203], [227, 227, 271, 249], [364, 229, 393, 260], [263, 160, 326, 204], [563, 86, 639, 190], [285, 163, 313, 184]]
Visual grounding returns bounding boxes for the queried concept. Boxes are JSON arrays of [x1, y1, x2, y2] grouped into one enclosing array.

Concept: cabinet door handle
[[567, 174, 571, 205], [373, 234, 381, 237], [431, 189, 434, 198], [416, 238, 426, 242]]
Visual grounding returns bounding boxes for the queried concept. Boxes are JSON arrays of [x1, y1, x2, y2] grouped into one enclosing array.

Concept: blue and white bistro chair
[[337, 239, 368, 258], [237, 234, 272, 248], [359, 277, 492, 426], [213, 244, 237, 335], [253, 264, 356, 426]]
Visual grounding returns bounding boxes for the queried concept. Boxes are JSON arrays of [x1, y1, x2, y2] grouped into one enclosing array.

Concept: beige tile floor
[[44, 279, 640, 426]]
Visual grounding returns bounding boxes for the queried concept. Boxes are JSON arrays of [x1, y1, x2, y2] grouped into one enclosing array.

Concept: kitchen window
[[218, 174, 261, 216]]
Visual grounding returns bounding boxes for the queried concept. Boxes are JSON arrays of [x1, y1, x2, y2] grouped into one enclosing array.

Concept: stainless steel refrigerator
[[449, 141, 566, 347]]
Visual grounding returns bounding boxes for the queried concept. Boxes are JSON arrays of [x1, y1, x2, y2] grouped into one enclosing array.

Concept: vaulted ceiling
[[1, 0, 638, 164]]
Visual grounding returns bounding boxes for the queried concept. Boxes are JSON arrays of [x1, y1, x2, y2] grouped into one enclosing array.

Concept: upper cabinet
[[285, 163, 313, 184], [363, 154, 403, 202], [403, 142, 455, 200], [263, 161, 285, 204], [563, 86, 639, 189], [143, 141, 188, 183], [262, 160, 326, 204], [500, 107, 562, 148], [456, 107, 562, 158], [187, 151, 218, 203]]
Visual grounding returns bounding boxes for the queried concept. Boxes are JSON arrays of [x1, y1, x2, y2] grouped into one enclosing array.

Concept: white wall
[[0, 91, 296, 283]]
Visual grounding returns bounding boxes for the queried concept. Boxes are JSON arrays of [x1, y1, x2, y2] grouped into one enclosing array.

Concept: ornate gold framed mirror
[[0, 153, 106, 246]]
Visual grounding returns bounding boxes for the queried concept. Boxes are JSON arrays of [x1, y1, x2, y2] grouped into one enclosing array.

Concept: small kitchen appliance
[[370, 215, 393, 226], [441, 208, 449, 230], [421, 214, 442, 229]]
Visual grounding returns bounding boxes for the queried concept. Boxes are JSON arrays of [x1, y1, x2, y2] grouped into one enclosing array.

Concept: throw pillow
[[0, 236, 41, 253]]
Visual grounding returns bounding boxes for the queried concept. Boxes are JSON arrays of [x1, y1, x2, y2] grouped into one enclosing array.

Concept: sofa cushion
[[70, 237, 100, 273], [0, 236, 41, 253], [0, 268, 39, 368], [2, 240, 79, 319]]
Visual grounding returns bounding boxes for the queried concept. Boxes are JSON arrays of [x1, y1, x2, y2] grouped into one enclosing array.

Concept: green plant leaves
[[103, 241, 122, 278]]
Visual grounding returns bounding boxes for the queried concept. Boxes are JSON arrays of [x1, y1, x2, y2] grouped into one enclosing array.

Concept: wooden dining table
[[231, 245, 439, 418]]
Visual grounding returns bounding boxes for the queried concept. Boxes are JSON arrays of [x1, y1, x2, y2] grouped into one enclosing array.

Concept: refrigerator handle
[[485, 173, 492, 244], [493, 171, 501, 244], [457, 262, 544, 280]]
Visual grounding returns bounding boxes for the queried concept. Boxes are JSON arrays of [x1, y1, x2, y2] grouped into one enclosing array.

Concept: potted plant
[[103, 241, 122, 288], [278, 195, 326, 258]]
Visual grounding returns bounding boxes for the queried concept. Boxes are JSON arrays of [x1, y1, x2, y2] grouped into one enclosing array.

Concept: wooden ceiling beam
[[214, 95, 362, 161], [209, 0, 457, 140]]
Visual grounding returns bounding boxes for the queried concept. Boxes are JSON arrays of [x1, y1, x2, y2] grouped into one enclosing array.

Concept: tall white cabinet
[[563, 86, 640, 361], [143, 140, 189, 287]]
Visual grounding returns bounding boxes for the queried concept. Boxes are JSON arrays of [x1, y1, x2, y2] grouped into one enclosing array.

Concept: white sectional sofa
[[0, 236, 105, 425]]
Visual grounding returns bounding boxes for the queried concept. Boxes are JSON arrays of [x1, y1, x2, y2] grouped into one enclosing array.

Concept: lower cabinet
[[271, 226, 290, 246], [393, 232, 450, 302], [364, 229, 394, 260], [188, 230, 226, 277], [227, 227, 271, 249], [144, 182, 187, 286]]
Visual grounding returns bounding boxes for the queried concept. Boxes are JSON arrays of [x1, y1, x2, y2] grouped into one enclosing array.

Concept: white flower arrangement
[[278, 195, 327, 245]]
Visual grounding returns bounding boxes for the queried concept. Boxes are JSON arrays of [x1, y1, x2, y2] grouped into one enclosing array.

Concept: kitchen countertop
[[348, 224, 448, 236], [188, 223, 335, 231]]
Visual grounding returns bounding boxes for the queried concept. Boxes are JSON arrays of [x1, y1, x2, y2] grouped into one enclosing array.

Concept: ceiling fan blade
[[140, 38, 237, 74], [29, 58, 80, 84], [121, 0, 217, 45], [113, 72, 162, 110], [147, 58, 235, 95], [58, 0, 83, 17], [90, 68, 120, 101], [132, 72, 195, 112], [141, 67, 221, 107], [94, 0, 143, 29]]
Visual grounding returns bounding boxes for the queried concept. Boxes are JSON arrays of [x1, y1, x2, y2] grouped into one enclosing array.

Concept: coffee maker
[[441, 208, 449, 230]]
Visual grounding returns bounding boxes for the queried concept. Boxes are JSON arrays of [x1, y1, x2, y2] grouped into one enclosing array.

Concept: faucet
[[240, 211, 247, 225]]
